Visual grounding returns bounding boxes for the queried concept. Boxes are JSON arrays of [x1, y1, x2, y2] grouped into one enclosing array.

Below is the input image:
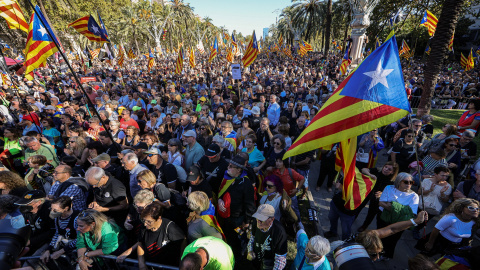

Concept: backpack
[[53, 177, 89, 198]]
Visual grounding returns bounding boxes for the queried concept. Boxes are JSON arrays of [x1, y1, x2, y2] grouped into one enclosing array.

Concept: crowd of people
[[0, 49, 479, 270]]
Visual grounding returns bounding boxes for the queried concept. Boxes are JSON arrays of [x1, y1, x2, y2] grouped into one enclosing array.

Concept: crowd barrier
[[409, 96, 474, 110], [18, 255, 179, 270]]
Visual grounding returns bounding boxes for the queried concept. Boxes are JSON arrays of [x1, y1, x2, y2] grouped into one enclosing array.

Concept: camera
[[0, 219, 31, 270]]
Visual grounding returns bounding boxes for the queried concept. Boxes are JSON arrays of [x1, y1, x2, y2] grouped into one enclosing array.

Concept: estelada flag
[[189, 48, 195, 68], [68, 15, 109, 44], [0, 0, 28, 33], [175, 47, 184, 74], [460, 52, 468, 69], [420, 10, 438, 36], [335, 138, 376, 210], [284, 31, 411, 159]]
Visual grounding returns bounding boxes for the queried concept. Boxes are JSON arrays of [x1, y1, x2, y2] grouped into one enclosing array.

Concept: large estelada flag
[[24, 5, 59, 80], [284, 32, 411, 159], [175, 47, 183, 74], [334, 138, 376, 210], [68, 15, 109, 44], [208, 37, 218, 63], [0, 0, 28, 33], [420, 10, 438, 36]]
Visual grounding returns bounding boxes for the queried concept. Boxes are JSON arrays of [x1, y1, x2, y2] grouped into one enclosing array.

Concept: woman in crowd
[[443, 137, 462, 181], [390, 129, 417, 172], [421, 114, 434, 138], [109, 120, 125, 144], [421, 123, 458, 156], [186, 191, 224, 242], [166, 138, 183, 166], [0, 127, 23, 169], [41, 117, 64, 150], [378, 173, 419, 259], [122, 125, 140, 148], [64, 136, 89, 166], [232, 105, 246, 129], [357, 129, 384, 169], [137, 201, 186, 268], [357, 161, 399, 232], [236, 118, 253, 150], [76, 209, 125, 270], [265, 134, 287, 172], [146, 112, 162, 133], [141, 133, 160, 149], [137, 169, 174, 197], [212, 135, 231, 159], [259, 175, 284, 221], [74, 111, 89, 131], [241, 134, 266, 173], [24, 154, 50, 191], [0, 170, 28, 197], [423, 198, 479, 256], [197, 123, 213, 151], [457, 99, 480, 134]]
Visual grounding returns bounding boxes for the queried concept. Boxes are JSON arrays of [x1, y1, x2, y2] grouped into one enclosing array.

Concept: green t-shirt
[[181, 236, 234, 270], [76, 221, 124, 255], [24, 143, 59, 167]]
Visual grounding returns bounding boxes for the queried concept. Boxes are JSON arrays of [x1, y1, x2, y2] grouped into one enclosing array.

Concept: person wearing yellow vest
[[217, 155, 255, 261]]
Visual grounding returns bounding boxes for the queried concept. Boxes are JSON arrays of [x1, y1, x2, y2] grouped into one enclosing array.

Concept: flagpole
[[26, 0, 121, 153]]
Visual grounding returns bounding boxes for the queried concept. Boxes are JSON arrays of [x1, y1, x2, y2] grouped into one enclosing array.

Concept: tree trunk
[[324, 0, 332, 55], [342, 11, 350, 55], [417, 0, 466, 116]]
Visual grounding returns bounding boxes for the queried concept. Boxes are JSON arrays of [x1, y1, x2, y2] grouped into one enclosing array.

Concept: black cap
[[187, 165, 202, 181], [15, 190, 46, 205], [205, 143, 221, 157], [154, 183, 171, 202], [227, 155, 246, 169], [133, 142, 149, 150]]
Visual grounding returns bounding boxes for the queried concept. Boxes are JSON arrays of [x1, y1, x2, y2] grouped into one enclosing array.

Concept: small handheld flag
[[420, 10, 438, 36]]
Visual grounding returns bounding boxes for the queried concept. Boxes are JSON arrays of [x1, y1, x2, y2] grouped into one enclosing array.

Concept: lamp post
[[348, 0, 380, 64]]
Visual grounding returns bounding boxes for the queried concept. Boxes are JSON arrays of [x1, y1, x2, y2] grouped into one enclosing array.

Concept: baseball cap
[[172, 114, 181, 119], [44, 105, 56, 111], [199, 97, 207, 102], [15, 190, 46, 205], [91, 153, 111, 162], [145, 147, 162, 155], [183, 130, 196, 137], [133, 142, 149, 150], [153, 183, 171, 202], [132, 106, 142, 112], [251, 106, 260, 115], [205, 143, 220, 157], [186, 165, 202, 181], [227, 155, 246, 169], [252, 204, 275, 222]]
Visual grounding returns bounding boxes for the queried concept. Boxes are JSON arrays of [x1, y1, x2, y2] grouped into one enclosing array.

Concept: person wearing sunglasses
[[422, 198, 480, 256], [378, 173, 419, 259], [442, 138, 462, 181], [390, 129, 417, 172]]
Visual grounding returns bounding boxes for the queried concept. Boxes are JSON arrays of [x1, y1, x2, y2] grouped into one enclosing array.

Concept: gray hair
[[134, 189, 155, 205], [99, 110, 109, 118], [124, 153, 138, 165], [394, 172, 413, 190], [85, 166, 106, 182], [187, 191, 210, 213], [410, 118, 422, 125], [23, 136, 38, 145], [309, 236, 330, 257], [89, 116, 100, 124], [212, 135, 225, 144], [421, 114, 433, 123], [261, 117, 270, 124]]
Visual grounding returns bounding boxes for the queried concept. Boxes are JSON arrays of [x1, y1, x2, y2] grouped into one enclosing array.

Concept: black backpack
[[53, 177, 89, 199]]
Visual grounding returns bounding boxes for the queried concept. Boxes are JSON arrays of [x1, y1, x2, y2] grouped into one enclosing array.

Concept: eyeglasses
[[449, 144, 458, 148], [406, 135, 414, 138], [274, 142, 281, 145], [147, 154, 157, 157], [266, 184, 275, 189], [467, 206, 479, 212], [69, 140, 76, 143], [402, 180, 414, 185], [200, 127, 206, 130], [368, 251, 385, 258], [142, 219, 154, 225]]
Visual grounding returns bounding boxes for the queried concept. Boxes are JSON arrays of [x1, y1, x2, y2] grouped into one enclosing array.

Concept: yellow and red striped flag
[[68, 15, 109, 44], [339, 46, 351, 76], [299, 41, 307, 57], [175, 47, 184, 74], [284, 31, 410, 159], [448, 32, 454, 51], [304, 40, 313, 52], [420, 10, 438, 36], [24, 6, 59, 80], [90, 48, 101, 59], [0, 0, 28, 33], [460, 52, 468, 69], [189, 48, 195, 68], [226, 46, 234, 63], [242, 31, 259, 68], [127, 48, 136, 59], [148, 57, 155, 72], [335, 138, 376, 210], [465, 49, 474, 72], [283, 45, 293, 59], [208, 37, 218, 63], [1, 71, 10, 85], [278, 34, 283, 46]]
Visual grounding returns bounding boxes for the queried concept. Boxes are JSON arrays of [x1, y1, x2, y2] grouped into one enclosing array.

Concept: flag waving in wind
[[339, 46, 351, 76], [420, 10, 438, 36], [68, 15, 109, 44], [284, 32, 411, 159], [24, 5, 59, 80], [0, 0, 29, 33], [208, 37, 218, 62], [175, 47, 184, 74], [189, 48, 195, 68], [242, 31, 258, 68]]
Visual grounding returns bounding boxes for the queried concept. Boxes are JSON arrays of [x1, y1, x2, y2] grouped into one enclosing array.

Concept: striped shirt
[[421, 155, 447, 176]]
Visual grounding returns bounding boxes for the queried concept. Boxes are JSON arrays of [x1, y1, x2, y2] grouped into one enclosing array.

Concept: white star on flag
[[92, 25, 99, 33], [38, 25, 47, 37], [363, 60, 394, 90]]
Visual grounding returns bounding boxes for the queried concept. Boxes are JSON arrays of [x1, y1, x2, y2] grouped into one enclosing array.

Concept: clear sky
[[186, 0, 292, 38]]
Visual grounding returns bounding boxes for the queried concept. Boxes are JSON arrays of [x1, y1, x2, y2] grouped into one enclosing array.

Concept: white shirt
[[379, 185, 419, 214], [436, 213, 475, 243], [420, 179, 452, 214]]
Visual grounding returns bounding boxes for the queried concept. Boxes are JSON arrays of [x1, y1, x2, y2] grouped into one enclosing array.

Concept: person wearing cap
[[146, 146, 179, 189], [133, 142, 150, 166], [172, 113, 182, 130], [120, 109, 140, 130], [43, 105, 62, 129], [85, 166, 129, 226], [183, 130, 205, 171], [217, 155, 255, 259], [197, 143, 229, 192], [15, 189, 55, 256], [247, 204, 288, 269], [91, 153, 122, 179], [180, 236, 234, 270], [186, 165, 212, 199], [47, 165, 88, 211]]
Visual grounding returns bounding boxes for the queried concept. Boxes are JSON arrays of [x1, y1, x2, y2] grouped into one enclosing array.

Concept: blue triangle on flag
[[339, 35, 411, 112]]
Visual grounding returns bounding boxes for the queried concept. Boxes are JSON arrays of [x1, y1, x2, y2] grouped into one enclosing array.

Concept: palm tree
[[417, 0, 466, 116], [291, 0, 323, 41], [324, 0, 332, 55]]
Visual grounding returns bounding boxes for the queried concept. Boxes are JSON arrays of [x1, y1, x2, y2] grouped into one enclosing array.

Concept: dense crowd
[[0, 50, 479, 270]]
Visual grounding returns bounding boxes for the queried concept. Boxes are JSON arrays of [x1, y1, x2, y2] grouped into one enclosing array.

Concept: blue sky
[[187, 0, 292, 37]]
